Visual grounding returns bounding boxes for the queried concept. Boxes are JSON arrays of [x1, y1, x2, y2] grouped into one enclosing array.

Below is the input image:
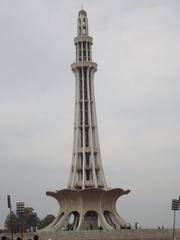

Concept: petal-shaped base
[[39, 187, 130, 233]]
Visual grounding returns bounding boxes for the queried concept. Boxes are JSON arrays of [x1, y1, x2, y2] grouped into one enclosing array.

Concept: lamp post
[[171, 199, 180, 240], [7, 195, 13, 240], [16, 202, 25, 240]]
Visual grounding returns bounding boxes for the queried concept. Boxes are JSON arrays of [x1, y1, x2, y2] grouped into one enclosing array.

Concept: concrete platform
[[39, 228, 180, 240]]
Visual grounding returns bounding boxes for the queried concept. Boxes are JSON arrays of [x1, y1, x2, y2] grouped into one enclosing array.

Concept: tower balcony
[[75, 180, 104, 188], [84, 180, 96, 187], [78, 124, 90, 127], [71, 61, 97, 72], [77, 180, 95, 188], [77, 147, 91, 153], [74, 35, 93, 44], [76, 147, 98, 153]]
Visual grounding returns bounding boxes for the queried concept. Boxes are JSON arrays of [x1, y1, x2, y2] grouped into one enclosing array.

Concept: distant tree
[[4, 207, 40, 232], [26, 211, 40, 230], [21, 207, 40, 231], [4, 212, 19, 232], [38, 214, 55, 229]]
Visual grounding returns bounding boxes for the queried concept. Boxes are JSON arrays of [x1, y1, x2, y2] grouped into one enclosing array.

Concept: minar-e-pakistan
[[40, 8, 130, 236]]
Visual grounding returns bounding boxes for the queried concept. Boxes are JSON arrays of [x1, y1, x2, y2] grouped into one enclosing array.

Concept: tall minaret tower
[[41, 10, 130, 235], [68, 9, 107, 190]]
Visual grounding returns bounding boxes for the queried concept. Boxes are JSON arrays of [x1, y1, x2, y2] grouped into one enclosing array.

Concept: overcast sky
[[0, 0, 180, 229]]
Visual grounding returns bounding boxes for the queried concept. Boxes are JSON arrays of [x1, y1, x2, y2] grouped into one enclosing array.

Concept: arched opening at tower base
[[84, 211, 99, 230], [64, 211, 80, 231], [50, 211, 64, 229], [103, 210, 120, 229]]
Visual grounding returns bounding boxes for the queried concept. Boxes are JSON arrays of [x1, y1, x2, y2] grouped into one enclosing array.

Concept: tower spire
[[68, 9, 107, 190]]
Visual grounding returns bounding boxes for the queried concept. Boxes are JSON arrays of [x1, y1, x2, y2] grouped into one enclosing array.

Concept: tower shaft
[[41, 10, 130, 235], [68, 10, 107, 190]]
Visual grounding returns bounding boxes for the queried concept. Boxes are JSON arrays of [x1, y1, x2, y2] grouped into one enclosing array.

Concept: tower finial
[[77, 7, 88, 36]]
